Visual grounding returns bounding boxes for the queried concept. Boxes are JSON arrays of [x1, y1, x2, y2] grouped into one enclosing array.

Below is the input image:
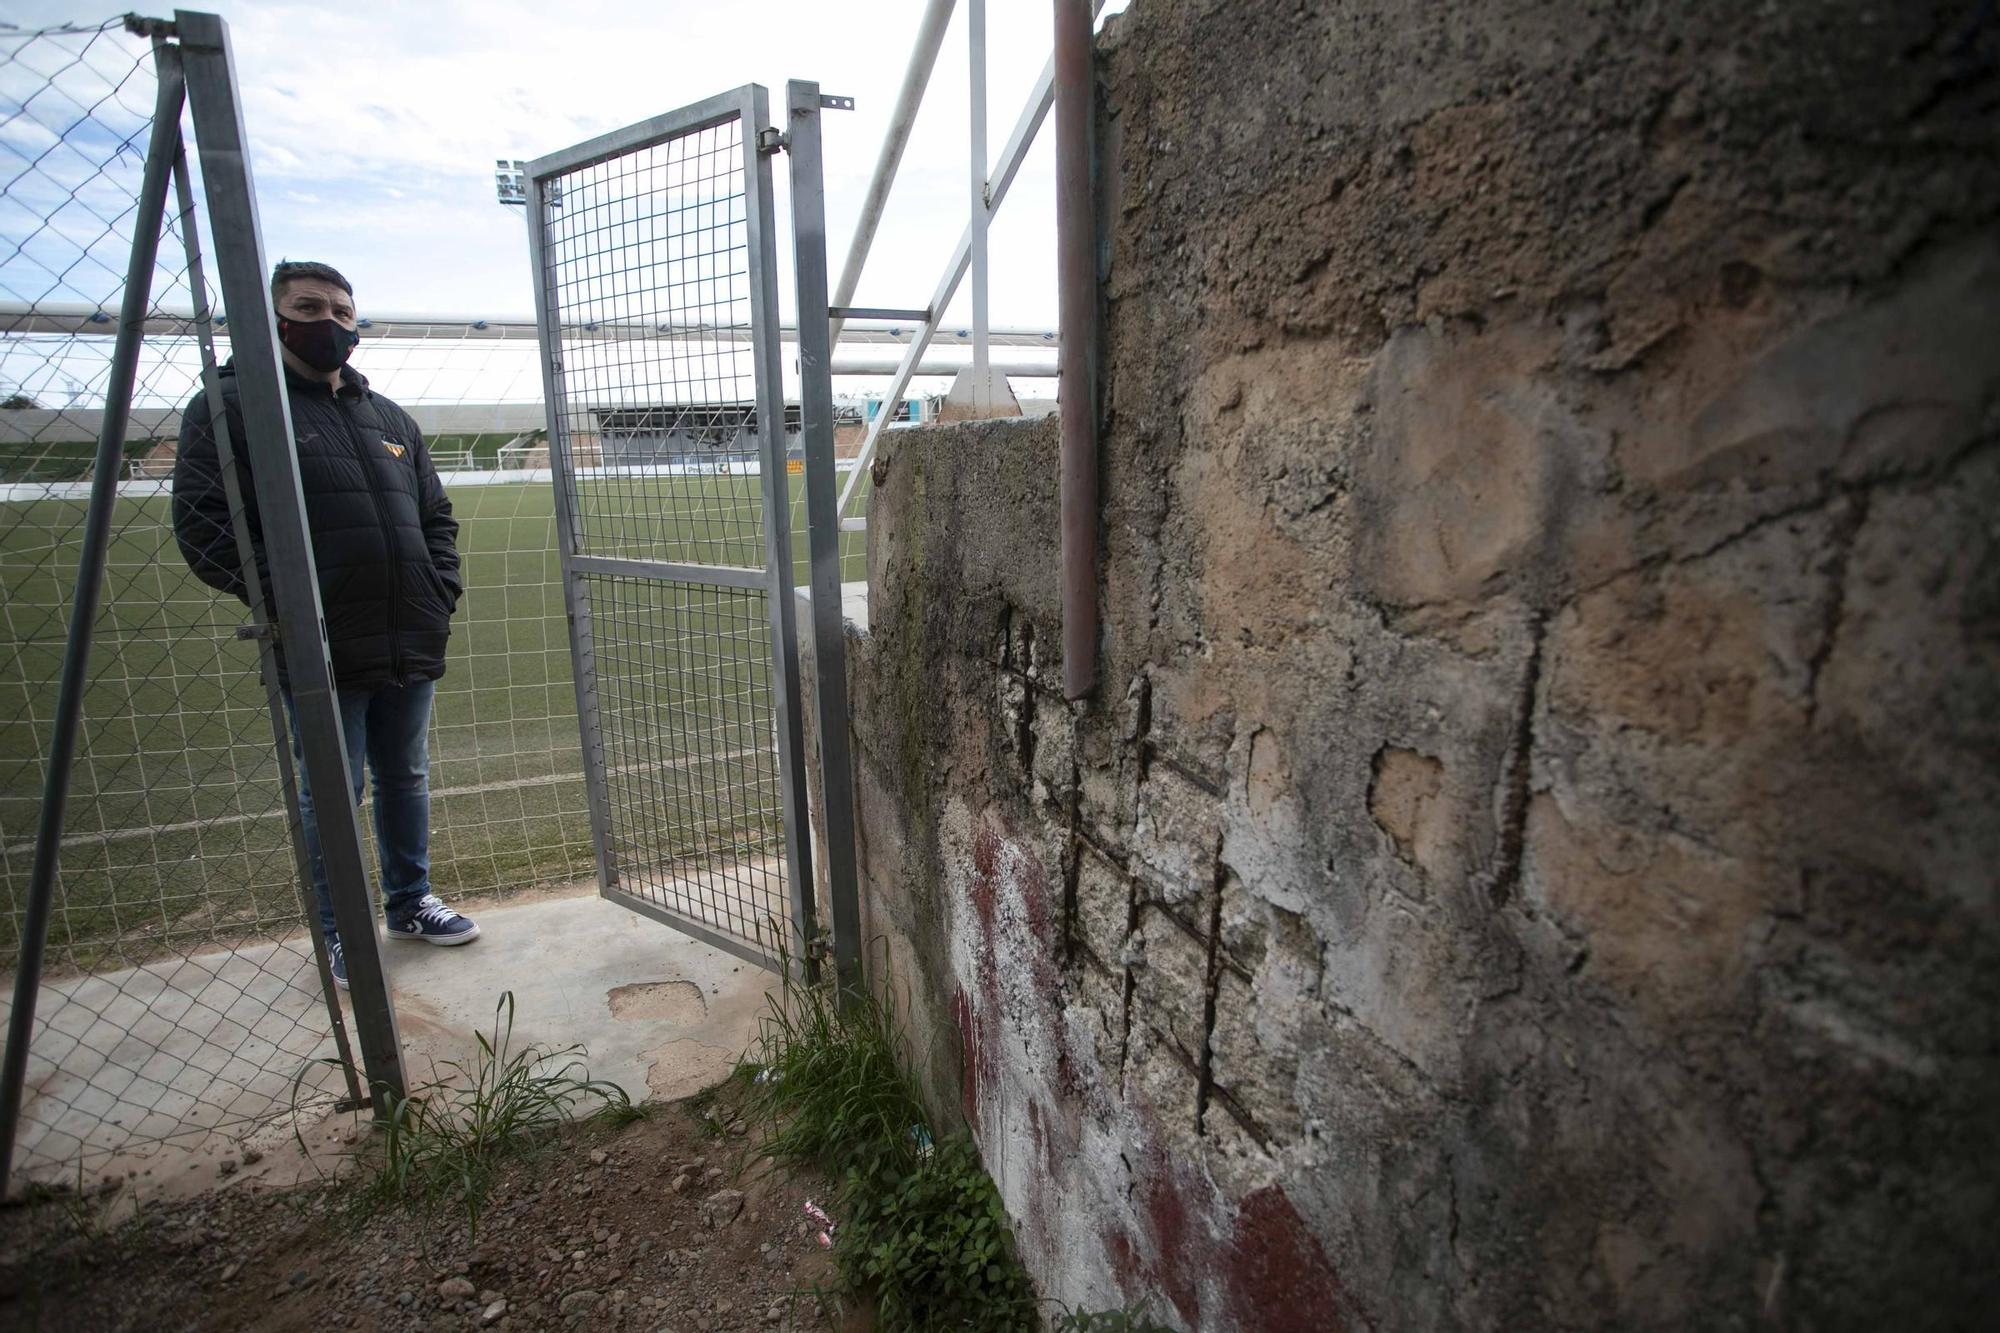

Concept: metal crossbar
[[832, 0, 1106, 533]]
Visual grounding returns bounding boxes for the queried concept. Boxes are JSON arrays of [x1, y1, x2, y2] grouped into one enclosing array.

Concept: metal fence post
[[785, 80, 865, 1000], [1055, 0, 1100, 701], [744, 85, 819, 971], [524, 176, 619, 901], [0, 32, 186, 1199], [175, 8, 405, 1110], [159, 38, 364, 1111], [968, 0, 992, 416]]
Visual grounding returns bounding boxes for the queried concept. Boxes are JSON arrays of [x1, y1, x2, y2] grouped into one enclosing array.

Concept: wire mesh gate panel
[[0, 16, 360, 1185], [528, 87, 813, 971]]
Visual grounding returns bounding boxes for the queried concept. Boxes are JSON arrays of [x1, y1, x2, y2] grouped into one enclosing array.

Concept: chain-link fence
[[0, 15, 362, 1186], [6, 314, 874, 933], [0, 16, 888, 1189]]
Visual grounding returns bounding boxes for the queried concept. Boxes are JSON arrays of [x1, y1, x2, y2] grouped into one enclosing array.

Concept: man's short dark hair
[[271, 260, 353, 303]]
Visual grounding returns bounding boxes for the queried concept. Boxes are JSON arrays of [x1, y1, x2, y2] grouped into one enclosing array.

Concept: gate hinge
[[756, 126, 787, 155], [819, 94, 854, 111]]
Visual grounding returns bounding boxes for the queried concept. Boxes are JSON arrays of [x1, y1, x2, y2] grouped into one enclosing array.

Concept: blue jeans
[[284, 680, 436, 940]]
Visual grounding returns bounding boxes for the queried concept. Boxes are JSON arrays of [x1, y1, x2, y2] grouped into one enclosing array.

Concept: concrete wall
[[843, 2, 2000, 1327]]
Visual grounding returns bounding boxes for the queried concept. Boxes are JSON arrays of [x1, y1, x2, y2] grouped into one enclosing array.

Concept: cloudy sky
[[14, 0, 1121, 327], [3, 1, 1133, 410]]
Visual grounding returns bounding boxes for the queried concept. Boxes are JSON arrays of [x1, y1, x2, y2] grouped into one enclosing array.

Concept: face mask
[[277, 316, 361, 373]]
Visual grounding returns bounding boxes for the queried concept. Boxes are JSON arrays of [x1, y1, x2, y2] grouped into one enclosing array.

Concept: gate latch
[[756, 126, 787, 155]]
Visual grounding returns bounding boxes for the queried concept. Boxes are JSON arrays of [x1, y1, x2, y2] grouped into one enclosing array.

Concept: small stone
[[240, 1147, 263, 1166], [217, 1158, 239, 1177], [558, 1289, 601, 1316], [670, 1173, 691, 1194], [480, 1299, 508, 1326], [699, 1189, 745, 1228], [589, 1149, 609, 1166], [480, 1290, 502, 1304], [701, 1167, 724, 1185], [220, 1261, 242, 1283], [571, 1250, 587, 1263], [439, 1277, 476, 1301], [397, 1290, 415, 1307]]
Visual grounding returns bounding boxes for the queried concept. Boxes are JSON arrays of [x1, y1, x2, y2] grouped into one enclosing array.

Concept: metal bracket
[[756, 126, 787, 154], [234, 623, 274, 642], [334, 1095, 374, 1114], [124, 15, 177, 39], [819, 94, 855, 111]]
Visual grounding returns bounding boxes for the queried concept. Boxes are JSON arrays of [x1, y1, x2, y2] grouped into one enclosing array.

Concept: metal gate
[[525, 88, 813, 970]]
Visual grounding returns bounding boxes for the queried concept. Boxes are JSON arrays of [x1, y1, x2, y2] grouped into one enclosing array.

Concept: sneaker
[[325, 935, 349, 991], [386, 893, 480, 946]]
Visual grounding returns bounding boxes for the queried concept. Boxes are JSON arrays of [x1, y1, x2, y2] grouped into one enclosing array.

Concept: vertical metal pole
[[968, 0, 992, 416], [176, 8, 404, 1109], [160, 40, 362, 1110], [525, 174, 619, 900], [0, 40, 185, 1199], [1054, 0, 1099, 701], [831, 0, 956, 352], [785, 81, 864, 1000], [743, 86, 819, 971]]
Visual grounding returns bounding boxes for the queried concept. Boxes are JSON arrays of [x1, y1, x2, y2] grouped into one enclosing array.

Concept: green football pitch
[[0, 475, 867, 969]]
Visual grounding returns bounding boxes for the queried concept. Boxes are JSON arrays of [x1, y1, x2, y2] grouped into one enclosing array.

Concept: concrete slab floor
[[3, 882, 777, 1211]]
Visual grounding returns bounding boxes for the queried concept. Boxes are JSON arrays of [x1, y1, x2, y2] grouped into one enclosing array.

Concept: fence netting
[[0, 16, 363, 1185], [1, 22, 875, 1186]]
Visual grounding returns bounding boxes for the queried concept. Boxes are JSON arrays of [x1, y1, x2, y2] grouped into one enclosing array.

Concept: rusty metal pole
[[1054, 0, 1098, 701]]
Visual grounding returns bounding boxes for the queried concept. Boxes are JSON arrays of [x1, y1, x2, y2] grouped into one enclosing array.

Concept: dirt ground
[[0, 1092, 868, 1332]]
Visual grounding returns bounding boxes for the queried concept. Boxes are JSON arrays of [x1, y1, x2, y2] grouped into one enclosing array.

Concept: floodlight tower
[[493, 159, 528, 208]]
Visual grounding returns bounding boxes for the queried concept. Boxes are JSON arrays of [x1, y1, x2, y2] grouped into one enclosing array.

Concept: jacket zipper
[[335, 392, 405, 683]]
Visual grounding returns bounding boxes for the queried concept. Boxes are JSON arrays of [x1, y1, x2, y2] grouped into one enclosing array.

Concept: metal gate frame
[[525, 86, 817, 972]]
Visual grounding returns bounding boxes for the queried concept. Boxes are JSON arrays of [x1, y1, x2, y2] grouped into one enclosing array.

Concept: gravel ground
[[0, 1096, 867, 1332]]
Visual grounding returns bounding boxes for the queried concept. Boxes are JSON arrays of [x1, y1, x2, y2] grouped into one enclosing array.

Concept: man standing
[[173, 260, 479, 990]]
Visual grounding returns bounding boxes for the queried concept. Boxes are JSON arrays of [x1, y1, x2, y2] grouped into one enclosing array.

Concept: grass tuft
[[743, 935, 1037, 1331], [349, 990, 639, 1239]]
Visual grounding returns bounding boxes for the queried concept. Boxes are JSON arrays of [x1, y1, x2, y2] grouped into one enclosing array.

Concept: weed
[[840, 1135, 1037, 1330], [349, 991, 639, 1239], [1051, 1308, 1176, 1332], [45, 1162, 108, 1244], [743, 941, 928, 1177], [744, 936, 1038, 1332]]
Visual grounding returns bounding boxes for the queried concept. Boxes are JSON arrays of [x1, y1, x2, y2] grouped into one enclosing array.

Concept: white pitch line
[[2, 746, 770, 857]]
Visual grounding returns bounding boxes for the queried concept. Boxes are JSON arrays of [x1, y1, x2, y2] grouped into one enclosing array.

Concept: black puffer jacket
[[172, 361, 461, 688]]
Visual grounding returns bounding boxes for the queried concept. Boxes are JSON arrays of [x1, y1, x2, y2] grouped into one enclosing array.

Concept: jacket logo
[[382, 438, 406, 458]]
